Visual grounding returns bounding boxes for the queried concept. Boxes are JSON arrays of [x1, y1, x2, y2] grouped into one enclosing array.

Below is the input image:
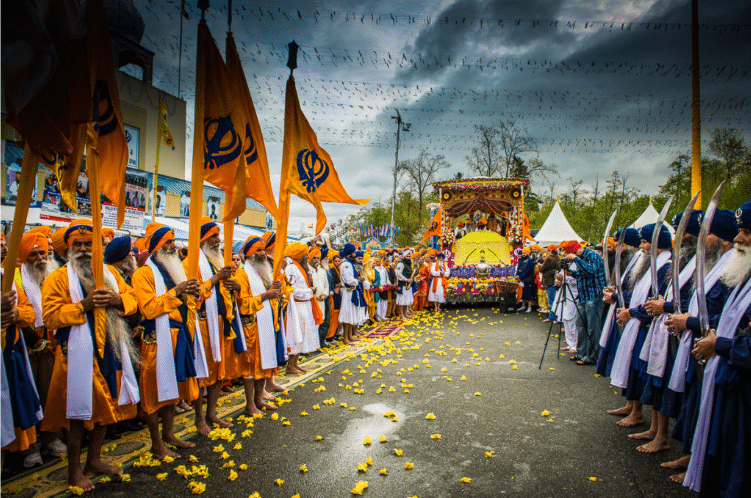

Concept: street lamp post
[[390, 109, 410, 246]]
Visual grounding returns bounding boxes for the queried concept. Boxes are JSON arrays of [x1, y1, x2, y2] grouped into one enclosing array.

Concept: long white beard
[[628, 249, 650, 289], [678, 236, 698, 271], [24, 259, 52, 286], [119, 254, 137, 280], [153, 248, 187, 285], [202, 243, 223, 270], [250, 254, 273, 287], [68, 248, 139, 365], [46, 252, 61, 274], [721, 245, 751, 288]]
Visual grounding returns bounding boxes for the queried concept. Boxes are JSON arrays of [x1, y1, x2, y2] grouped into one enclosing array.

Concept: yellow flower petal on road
[[239, 464, 248, 470], [379, 435, 388, 443], [509, 360, 516, 365], [282, 420, 291, 426], [275, 478, 285, 486], [516, 341, 520, 345], [405, 462, 414, 470], [474, 392, 482, 396], [228, 470, 238, 481], [379, 468, 388, 475], [541, 410, 550, 417], [249, 493, 261, 498], [271, 413, 279, 421], [440, 367, 447, 372], [512, 365, 518, 370], [460, 477, 472, 483], [392, 416, 399, 422], [213, 444, 225, 453], [316, 435, 323, 441], [485, 451, 494, 458], [430, 434, 442, 439], [341, 403, 348, 408], [189, 455, 199, 462], [425, 413, 436, 420], [300, 411, 309, 416], [164, 455, 175, 463], [234, 443, 242, 450], [548, 418, 555, 423], [121, 474, 131, 482], [351, 480, 369, 495], [365, 457, 374, 466], [549, 367, 555, 371], [299, 464, 308, 473], [504, 342, 511, 346], [313, 404, 320, 410], [157, 473, 168, 481], [499, 354, 505, 359], [588, 476, 598, 482], [393, 448, 403, 456], [68, 487, 85, 496], [357, 463, 368, 473], [363, 437, 372, 445]]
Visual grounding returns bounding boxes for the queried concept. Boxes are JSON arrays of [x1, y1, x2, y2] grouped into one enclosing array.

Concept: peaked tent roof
[[631, 201, 676, 236], [533, 200, 584, 246]]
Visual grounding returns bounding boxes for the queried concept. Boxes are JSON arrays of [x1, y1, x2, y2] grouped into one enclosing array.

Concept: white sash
[[20, 264, 44, 328], [145, 258, 179, 402], [640, 255, 696, 377], [668, 249, 734, 393], [600, 252, 641, 348], [66, 263, 94, 419], [198, 251, 222, 362], [281, 267, 304, 352], [611, 250, 670, 389], [245, 262, 277, 370], [685, 276, 751, 492]]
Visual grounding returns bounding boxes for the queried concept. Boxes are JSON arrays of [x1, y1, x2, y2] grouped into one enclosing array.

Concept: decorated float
[[433, 177, 530, 306]]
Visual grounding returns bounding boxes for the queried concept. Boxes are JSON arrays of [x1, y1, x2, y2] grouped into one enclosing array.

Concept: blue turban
[[104, 235, 132, 264], [355, 251, 364, 258], [672, 209, 703, 237], [320, 247, 329, 260], [735, 201, 751, 231], [614, 228, 642, 248], [702, 209, 738, 242], [639, 223, 672, 250], [340, 243, 356, 258]]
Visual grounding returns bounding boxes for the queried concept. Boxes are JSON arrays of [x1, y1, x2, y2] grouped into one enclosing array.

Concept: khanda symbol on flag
[[297, 149, 330, 193], [204, 116, 243, 171]]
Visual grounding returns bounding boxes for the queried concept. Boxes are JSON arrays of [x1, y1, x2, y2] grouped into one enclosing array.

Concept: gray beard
[[119, 254, 137, 280], [721, 245, 751, 288], [153, 248, 187, 285], [300, 259, 311, 274], [703, 238, 723, 275], [24, 259, 51, 286], [679, 236, 698, 271], [627, 249, 650, 289], [68, 248, 139, 366], [202, 243, 223, 270], [250, 254, 273, 287]]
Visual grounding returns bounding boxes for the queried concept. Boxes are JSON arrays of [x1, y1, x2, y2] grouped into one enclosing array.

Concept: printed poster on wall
[[206, 196, 220, 221], [152, 186, 166, 216], [124, 124, 139, 169]]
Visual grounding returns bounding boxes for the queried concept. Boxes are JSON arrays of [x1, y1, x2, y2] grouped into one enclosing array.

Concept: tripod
[[538, 273, 587, 369]]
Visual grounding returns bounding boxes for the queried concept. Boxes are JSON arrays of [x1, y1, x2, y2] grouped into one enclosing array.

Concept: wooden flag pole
[[690, 0, 702, 209], [86, 123, 106, 350], [152, 94, 164, 222], [1, 144, 38, 293]]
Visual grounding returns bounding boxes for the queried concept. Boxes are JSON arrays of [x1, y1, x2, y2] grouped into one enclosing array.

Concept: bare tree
[[465, 125, 499, 176], [498, 120, 537, 177], [569, 178, 584, 206], [525, 157, 558, 182], [403, 149, 451, 226], [708, 128, 747, 180]]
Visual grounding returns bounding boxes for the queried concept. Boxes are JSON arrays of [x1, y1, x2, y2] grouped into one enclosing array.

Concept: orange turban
[[561, 240, 581, 254], [146, 223, 174, 253], [284, 242, 309, 261], [102, 227, 115, 241], [133, 237, 147, 253], [19, 232, 49, 262], [309, 246, 321, 260], [580, 240, 588, 247], [242, 236, 265, 257], [531, 244, 542, 252], [262, 231, 276, 251], [479, 218, 488, 225], [29, 225, 51, 238], [457, 221, 464, 227], [547, 244, 558, 252], [1, 233, 5, 243], [607, 237, 616, 248], [521, 247, 531, 255], [51, 227, 67, 253], [200, 216, 220, 243], [64, 219, 94, 247]]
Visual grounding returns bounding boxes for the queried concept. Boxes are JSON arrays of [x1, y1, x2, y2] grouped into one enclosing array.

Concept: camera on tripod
[[559, 259, 572, 271]]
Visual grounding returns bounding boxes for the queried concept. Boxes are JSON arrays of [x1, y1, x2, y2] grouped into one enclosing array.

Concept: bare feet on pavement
[[628, 429, 656, 440], [607, 406, 631, 416], [637, 439, 670, 453], [661, 455, 690, 470], [616, 414, 645, 427]]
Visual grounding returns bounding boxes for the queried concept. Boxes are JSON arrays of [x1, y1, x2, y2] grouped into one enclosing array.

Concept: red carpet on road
[[365, 320, 403, 338]]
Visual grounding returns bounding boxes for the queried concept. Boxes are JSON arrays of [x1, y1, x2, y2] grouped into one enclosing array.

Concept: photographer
[[561, 240, 606, 365], [540, 245, 561, 322]]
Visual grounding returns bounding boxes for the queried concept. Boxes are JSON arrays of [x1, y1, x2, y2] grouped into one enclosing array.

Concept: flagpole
[[178, 0, 186, 99], [690, 0, 702, 209], [152, 94, 165, 222], [85, 123, 106, 350], [223, 0, 234, 268], [1, 145, 38, 293]]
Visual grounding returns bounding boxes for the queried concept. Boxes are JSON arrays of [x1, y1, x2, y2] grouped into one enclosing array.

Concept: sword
[[671, 191, 701, 315], [602, 210, 618, 288], [650, 196, 674, 298], [696, 181, 726, 339], [614, 222, 629, 310]]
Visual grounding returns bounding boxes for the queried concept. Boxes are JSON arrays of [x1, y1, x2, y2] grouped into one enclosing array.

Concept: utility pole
[[389, 109, 410, 246]]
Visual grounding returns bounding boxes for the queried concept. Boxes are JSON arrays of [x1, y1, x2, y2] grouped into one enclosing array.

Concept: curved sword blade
[[696, 182, 726, 336], [602, 210, 618, 288], [614, 222, 629, 309], [650, 196, 674, 297], [671, 191, 701, 314]]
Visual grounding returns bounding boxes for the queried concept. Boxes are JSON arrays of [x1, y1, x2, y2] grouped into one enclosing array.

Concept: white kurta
[[339, 259, 360, 325], [375, 266, 390, 319], [357, 270, 371, 324], [285, 259, 319, 354], [428, 262, 450, 303], [395, 262, 413, 306], [552, 275, 579, 350]]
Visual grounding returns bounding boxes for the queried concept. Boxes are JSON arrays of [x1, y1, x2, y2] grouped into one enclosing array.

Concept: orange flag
[[199, 26, 246, 222], [422, 207, 442, 244], [225, 32, 279, 221], [86, 0, 128, 228]]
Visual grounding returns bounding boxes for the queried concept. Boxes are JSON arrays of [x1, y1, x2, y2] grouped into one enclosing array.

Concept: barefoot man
[[41, 219, 140, 491], [236, 237, 282, 414], [131, 224, 202, 459], [186, 217, 235, 434]]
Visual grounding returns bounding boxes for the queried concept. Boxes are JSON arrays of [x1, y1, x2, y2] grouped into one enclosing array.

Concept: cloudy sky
[[129, 0, 750, 234]]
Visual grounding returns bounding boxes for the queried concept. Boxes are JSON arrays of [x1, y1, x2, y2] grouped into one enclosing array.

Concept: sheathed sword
[[602, 210, 618, 288], [696, 182, 726, 341], [672, 191, 701, 315], [614, 222, 629, 310], [650, 196, 674, 298]]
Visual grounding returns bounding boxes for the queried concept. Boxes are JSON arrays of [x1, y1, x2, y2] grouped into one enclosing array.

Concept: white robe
[[395, 262, 413, 306], [428, 262, 450, 303], [285, 258, 319, 354], [552, 276, 579, 350], [339, 259, 361, 325], [375, 266, 390, 319]]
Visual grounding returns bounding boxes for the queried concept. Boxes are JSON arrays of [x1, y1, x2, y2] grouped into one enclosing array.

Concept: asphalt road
[[80, 306, 696, 498]]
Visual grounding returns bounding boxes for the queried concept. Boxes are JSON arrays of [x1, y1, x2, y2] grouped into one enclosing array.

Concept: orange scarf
[[291, 260, 324, 325], [431, 262, 448, 295]]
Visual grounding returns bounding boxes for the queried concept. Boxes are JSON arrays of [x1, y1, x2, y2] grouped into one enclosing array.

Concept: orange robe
[[2, 281, 38, 452], [413, 263, 431, 311], [131, 264, 200, 415], [234, 267, 274, 379], [41, 265, 138, 432]]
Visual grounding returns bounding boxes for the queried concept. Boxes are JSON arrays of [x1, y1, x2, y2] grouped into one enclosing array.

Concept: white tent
[[533, 200, 584, 246], [631, 201, 676, 236]]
